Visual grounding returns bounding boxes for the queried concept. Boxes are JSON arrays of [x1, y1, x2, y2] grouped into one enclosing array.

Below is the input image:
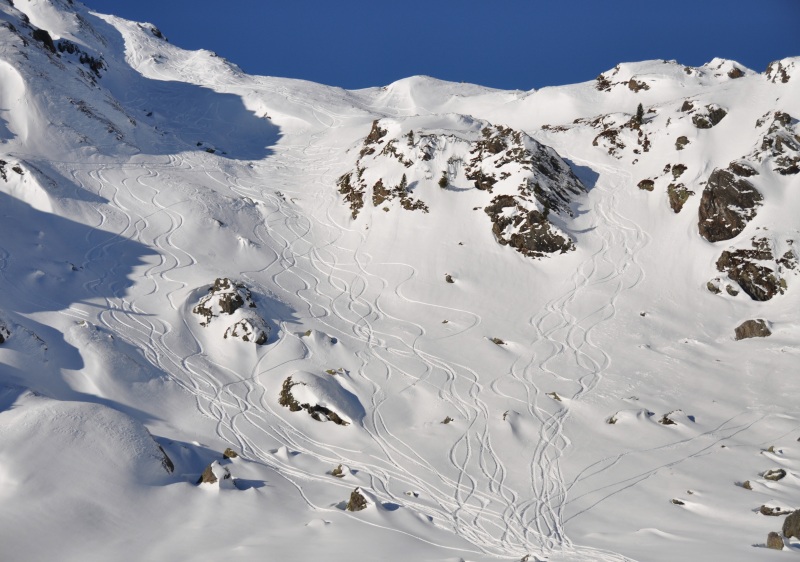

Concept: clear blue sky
[[86, 1, 799, 91]]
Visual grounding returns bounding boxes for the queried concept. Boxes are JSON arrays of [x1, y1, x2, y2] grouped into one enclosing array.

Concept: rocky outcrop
[[158, 445, 175, 474], [698, 169, 762, 242], [783, 510, 800, 538], [767, 531, 784, 550], [766, 59, 794, 84], [279, 376, 349, 426], [667, 183, 693, 213], [691, 105, 727, 129], [222, 448, 238, 460], [752, 111, 799, 175], [337, 118, 583, 259], [0, 323, 9, 344], [346, 488, 368, 511], [485, 196, 574, 258], [735, 319, 772, 340], [764, 469, 787, 481], [197, 460, 231, 485], [714, 238, 793, 301], [192, 278, 269, 345]]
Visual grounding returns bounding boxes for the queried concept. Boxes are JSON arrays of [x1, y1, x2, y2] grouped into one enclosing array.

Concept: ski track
[[39, 96, 744, 561]]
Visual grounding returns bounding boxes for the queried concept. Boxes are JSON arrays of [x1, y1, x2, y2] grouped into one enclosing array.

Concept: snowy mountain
[[1, 1, 799, 561]]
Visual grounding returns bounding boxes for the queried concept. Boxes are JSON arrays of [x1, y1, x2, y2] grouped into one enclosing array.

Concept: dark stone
[[222, 448, 238, 460], [346, 488, 368, 511], [278, 376, 349, 426], [441, 416, 454, 424], [717, 239, 783, 301], [637, 179, 655, 191], [675, 136, 689, 150], [768, 531, 784, 550], [761, 505, 791, 516], [485, 196, 574, 258], [331, 464, 345, 478], [659, 414, 677, 426], [670, 499, 685, 505], [692, 105, 728, 129], [766, 60, 791, 84], [729, 161, 758, 177], [31, 29, 56, 53], [764, 468, 787, 481], [445, 274, 454, 284], [698, 169, 762, 242], [197, 462, 230, 485], [158, 445, 175, 473], [667, 183, 694, 213], [727, 67, 744, 79], [372, 178, 390, 206], [783, 510, 800, 538], [735, 319, 771, 340], [627, 79, 650, 92], [680, 100, 694, 112]]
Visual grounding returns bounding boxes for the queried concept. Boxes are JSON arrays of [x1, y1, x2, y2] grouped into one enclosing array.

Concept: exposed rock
[[31, 29, 56, 53], [0, 323, 9, 344], [760, 505, 792, 516], [727, 67, 744, 79], [278, 376, 350, 426], [671, 164, 687, 179], [485, 196, 574, 258], [331, 464, 345, 478], [766, 60, 792, 84], [637, 179, 654, 191], [667, 183, 694, 213], [193, 278, 269, 344], [670, 499, 685, 506], [729, 160, 758, 177], [197, 461, 231, 485], [783, 510, 800, 538], [441, 416, 454, 424], [716, 238, 787, 301], [767, 531, 784, 550], [752, 111, 799, 175], [158, 445, 175, 473], [698, 169, 762, 242], [346, 488, 369, 511], [547, 392, 562, 402], [627, 79, 650, 92], [659, 414, 677, 426], [224, 318, 267, 345], [445, 274, 454, 284], [222, 448, 238, 460], [742, 480, 753, 490], [680, 100, 694, 112], [675, 136, 689, 150], [735, 319, 772, 340], [490, 337, 505, 346], [764, 468, 787, 481], [692, 105, 728, 129]]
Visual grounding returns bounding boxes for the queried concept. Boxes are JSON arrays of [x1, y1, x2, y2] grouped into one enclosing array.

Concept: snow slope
[[0, 1, 799, 560]]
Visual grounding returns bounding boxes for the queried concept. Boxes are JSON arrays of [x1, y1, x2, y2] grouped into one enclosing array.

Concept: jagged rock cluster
[[338, 119, 585, 258], [192, 278, 269, 344]]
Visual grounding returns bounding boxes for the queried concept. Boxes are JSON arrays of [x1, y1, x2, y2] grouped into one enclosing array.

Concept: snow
[[0, 1, 798, 560]]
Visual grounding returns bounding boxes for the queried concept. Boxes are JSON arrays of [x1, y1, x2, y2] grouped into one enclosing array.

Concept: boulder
[[222, 448, 238, 460], [197, 461, 231, 485], [734, 319, 771, 340], [767, 531, 784, 550], [346, 488, 369, 512], [783, 510, 800, 538]]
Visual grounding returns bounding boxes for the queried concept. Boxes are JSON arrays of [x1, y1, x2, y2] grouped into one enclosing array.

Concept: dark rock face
[[767, 531, 784, 550], [692, 105, 728, 129], [753, 111, 799, 175], [783, 510, 800, 538], [31, 29, 56, 53], [667, 183, 693, 213], [346, 488, 368, 512], [0, 323, 9, 344], [279, 376, 349, 426], [716, 238, 787, 301], [675, 136, 689, 150], [766, 60, 791, 84], [698, 169, 762, 242], [485, 196, 573, 258], [734, 319, 771, 340], [158, 445, 175, 474], [727, 67, 744, 79], [728, 160, 758, 177], [637, 179, 655, 191], [222, 448, 238, 460]]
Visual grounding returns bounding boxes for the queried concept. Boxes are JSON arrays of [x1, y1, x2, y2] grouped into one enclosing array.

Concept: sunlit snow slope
[[0, 2, 799, 561]]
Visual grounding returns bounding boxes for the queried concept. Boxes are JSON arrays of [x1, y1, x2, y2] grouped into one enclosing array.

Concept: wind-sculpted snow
[[1, 2, 800, 561]]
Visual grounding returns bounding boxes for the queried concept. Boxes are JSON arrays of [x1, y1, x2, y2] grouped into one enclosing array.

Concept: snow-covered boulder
[[278, 371, 364, 426], [192, 278, 269, 345]]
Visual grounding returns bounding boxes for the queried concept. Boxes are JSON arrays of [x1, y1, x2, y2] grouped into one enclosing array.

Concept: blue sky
[[87, 1, 799, 91]]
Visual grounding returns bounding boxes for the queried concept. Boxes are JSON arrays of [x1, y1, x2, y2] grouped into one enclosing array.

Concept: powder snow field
[[0, 2, 799, 561]]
